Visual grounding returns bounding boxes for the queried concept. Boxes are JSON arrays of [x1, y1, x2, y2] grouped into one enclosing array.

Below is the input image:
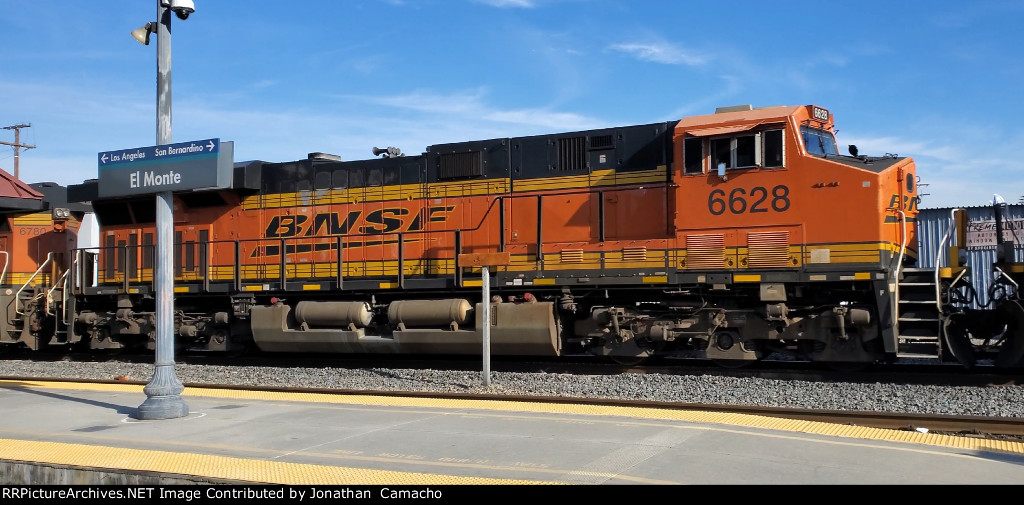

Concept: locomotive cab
[[661, 104, 919, 366]]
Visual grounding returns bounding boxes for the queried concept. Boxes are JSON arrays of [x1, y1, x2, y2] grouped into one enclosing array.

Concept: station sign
[[97, 138, 233, 197]]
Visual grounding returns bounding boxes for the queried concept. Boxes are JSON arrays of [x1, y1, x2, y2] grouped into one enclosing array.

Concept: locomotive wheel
[[711, 358, 753, 369], [594, 331, 653, 365], [825, 361, 869, 372], [0, 343, 26, 356], [609, 353, 649, 366], [709, 332, 760, 368], [223, 342, 252, 359], [995, 301, 1024, 368], [941, 313, 977, 368], [100, 344, 126, 357]]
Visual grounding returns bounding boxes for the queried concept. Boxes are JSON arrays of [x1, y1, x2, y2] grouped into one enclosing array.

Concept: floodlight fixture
[[131, 22, 156, 45]]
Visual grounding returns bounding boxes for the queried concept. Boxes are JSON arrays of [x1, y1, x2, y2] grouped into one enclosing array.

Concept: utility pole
[[1, 124, 35, 180]]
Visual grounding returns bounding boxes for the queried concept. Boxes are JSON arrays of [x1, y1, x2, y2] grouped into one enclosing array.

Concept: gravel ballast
[[4, 359, 1023, 418]]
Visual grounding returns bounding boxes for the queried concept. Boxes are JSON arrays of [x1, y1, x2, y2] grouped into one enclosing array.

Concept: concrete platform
[[1, 378, 1023, 485]]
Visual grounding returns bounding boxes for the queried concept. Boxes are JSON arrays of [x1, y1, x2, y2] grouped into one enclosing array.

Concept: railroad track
[[7, 350, 1023, 388]]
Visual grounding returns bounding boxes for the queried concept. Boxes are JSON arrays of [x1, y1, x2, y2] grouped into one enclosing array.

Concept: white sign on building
[[966, 218, 1024, 249]]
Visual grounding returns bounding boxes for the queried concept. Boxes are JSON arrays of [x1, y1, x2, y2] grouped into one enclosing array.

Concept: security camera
[[162, 0, 195, 20]]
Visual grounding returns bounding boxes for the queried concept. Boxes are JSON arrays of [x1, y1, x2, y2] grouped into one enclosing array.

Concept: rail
[[15, 252, 54, 316]]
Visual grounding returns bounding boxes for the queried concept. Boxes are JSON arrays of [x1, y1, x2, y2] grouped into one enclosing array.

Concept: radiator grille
[[747, 231, 790, 268], [589, 134, 614, 150], [686, 234, 725, 269], [557, 136, 587, 171], [439, 151, 484, 179]]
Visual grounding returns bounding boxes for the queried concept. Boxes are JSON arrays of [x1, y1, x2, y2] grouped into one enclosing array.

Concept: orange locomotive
[[0, 181, 86, 351], [62, 104, 934, 366]]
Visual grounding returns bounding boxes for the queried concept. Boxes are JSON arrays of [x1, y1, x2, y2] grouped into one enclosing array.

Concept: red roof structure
[[0, 165, 44, 213]]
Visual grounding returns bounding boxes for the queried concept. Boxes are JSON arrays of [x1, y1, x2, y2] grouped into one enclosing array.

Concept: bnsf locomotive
[[0, 181, 86, 351], [5, 104, 1023, 368]]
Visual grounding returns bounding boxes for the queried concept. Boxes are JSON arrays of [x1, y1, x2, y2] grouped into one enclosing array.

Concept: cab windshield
[[801, 126, 839, 157]]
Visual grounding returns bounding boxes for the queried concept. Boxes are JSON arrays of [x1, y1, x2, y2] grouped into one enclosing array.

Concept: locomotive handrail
[[0, 250, 8, 285], [935, 208, 961, 316], [45, 267, 71, 317], [65, 250, 82, 323], [995, 266, 1019, 289], [83, 192, 515, 292], [85, 190, 615, 292], [15, 252, 54, 316], [891, 208, 907, 335], [48, 250, 83, 325]]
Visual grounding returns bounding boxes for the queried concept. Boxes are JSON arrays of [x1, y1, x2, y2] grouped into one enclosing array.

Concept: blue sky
[[1, 0, 1022, 209]]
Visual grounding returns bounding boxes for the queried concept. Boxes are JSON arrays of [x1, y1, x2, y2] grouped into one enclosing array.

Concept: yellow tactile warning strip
[[0, 438, 547, 485], [7, 379, 1024, 456]]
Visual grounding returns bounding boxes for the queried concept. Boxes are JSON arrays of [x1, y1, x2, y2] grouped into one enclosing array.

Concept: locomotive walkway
[[1, 378, 1022, 486]]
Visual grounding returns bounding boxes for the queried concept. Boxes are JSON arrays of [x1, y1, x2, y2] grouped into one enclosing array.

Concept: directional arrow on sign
[[101, 153, 108, 164], [207, 140, 215, 151]]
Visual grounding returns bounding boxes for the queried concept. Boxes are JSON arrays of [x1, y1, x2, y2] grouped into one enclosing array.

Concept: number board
[[812, 106, 830, 121]]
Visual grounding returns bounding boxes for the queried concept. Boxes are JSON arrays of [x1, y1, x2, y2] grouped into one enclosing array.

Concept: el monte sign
[[97, 138, 233, 197]]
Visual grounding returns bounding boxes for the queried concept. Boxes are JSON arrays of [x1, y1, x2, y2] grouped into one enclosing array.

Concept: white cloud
[[608, 41, 707, 66], [341, 88, 604, 132]]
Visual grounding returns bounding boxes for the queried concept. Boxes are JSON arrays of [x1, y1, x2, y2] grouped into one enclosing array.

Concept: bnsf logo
[[888, 194, 919, 212], [264, 205, 455, 238], [812, 107, 829, 121]]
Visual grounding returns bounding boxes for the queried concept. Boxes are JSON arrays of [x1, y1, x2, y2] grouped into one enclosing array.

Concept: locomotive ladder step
[[897, 342, 940, 359], [897, 350, 937, 358], [896, 268, 941, 358], [899, 335, 940, 342]]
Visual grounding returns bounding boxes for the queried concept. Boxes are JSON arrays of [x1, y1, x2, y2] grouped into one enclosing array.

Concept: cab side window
[[711, 135, 758, 170], [709, 129, 785, 171], [711, 138, 732, 169], [684, 127, 785, 175], [763, 129, 784, 168], [684, 137, 703, 174]]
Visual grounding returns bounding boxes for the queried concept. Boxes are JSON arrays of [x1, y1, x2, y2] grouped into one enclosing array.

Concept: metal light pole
[[481, 266, 490, 386], [137, 0, 188, 420]]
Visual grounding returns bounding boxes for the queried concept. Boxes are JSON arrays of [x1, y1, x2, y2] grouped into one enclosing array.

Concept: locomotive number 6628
[[707, 185, 791, 215]]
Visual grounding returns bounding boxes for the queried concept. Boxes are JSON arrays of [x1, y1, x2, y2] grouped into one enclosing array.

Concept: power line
[[1, 123, 36, 180]]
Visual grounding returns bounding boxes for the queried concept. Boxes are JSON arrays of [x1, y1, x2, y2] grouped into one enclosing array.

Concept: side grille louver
[[560, 249, 584, 264], [748, 231, 790, 268], [686, 234, 725, 268], [622, 247, 648, 262]]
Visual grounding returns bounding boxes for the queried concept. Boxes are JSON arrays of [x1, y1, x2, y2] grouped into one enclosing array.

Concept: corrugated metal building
[[916, 204, 1024, 309]]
